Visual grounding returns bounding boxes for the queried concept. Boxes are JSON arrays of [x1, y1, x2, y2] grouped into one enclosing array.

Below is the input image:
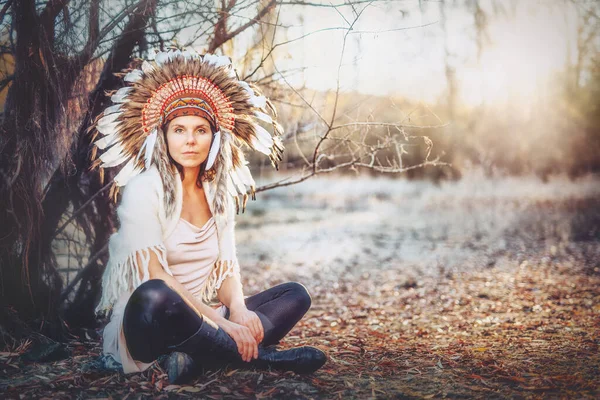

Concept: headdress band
[[163, 97, 217, 130], [142, 75, 234, 135]]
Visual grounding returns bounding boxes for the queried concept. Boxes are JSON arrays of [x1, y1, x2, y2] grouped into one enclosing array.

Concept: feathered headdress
[[90, 49, 284, 216]]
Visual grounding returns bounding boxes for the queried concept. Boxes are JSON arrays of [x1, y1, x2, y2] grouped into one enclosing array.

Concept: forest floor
[[1, 171, 599, 399]]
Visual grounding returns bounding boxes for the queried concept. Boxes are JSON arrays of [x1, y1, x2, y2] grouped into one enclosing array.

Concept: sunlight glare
[[458, 3, 577, 108]]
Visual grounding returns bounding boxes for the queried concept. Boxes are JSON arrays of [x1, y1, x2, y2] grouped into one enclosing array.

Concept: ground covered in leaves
[[1, 172, 599, 399]]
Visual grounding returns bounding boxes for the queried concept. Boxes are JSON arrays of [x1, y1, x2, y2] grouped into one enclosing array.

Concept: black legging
[[122, 280, 312, 363]]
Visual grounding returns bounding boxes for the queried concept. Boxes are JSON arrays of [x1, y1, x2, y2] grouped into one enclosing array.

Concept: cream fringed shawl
[[94, 165, 241, 317]]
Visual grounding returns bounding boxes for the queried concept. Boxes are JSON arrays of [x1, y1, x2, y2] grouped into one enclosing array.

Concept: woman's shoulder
[[123, 166, 163, 191], [119, 166, 164, 203]]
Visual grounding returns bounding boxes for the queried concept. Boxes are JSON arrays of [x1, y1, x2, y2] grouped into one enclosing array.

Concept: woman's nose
[[185, 132, 197, 144]]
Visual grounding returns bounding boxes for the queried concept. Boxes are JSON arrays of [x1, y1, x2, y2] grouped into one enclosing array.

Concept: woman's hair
[[163, 120, 217, 188]]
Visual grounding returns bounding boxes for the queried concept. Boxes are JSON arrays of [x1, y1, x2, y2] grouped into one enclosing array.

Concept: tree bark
[[0, 0, 65, 343]]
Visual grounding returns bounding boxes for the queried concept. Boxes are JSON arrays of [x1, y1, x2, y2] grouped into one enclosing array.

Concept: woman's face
[[165, 115, 213, 169]]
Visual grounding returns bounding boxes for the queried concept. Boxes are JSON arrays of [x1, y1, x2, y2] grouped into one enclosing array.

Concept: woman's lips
[[182, 152, 199, 155]]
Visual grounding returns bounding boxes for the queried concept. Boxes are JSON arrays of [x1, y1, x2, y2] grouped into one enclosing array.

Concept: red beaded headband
[[142, 76, 235, 134]]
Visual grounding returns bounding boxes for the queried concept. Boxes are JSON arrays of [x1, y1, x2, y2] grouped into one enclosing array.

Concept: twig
[[331, 121, 450, 130], [52, 183, 111, 240], [0, 0, 12, 28], [60, 242, 109, 302]]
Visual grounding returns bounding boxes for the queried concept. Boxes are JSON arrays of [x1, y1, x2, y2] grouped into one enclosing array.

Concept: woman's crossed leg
[[122, 279, 312, 363]]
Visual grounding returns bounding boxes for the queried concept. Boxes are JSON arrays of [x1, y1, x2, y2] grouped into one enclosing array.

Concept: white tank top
[[164, 217, 220, 297]]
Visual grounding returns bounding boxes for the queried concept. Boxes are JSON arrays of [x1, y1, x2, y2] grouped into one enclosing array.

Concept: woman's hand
[[218, 319, 258, 362], [229, 307, 264, 344]]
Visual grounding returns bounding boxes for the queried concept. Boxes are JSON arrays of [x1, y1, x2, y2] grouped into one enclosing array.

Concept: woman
[[92, 50, 327, 384]]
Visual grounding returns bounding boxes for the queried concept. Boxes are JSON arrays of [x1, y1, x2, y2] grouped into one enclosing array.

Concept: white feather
[[134, 130, 150, 164], [97, 112, 121, 126], [141, 60, 154, 75], [102, 154, 129, 168], [254, 123, 274, 148], [181, 50, 193, 60], [250, 135, 271, 155], [99, 143, 128, 167], [251, 95, 267, 108], [185, 48, 199, 58], [205, 130, 221, 170], [103, 104, 123, 115], [114, 159, 142, 187], [238, 81, 253, 95], [144, 130, 157, 169], [202, 54, 218, 65], [230, 169, 247, 195], [155, 51, 169, 65], [124, 69, 143, 83], [227, 66, 237, 78], [94, 133, 117, 149], [202, 54, 230, 67], [96, 120, 120, 136], [274, 135, 284, 147], [222, 130, 234, 141], [226, 177, 237, 198], [111, 87, 132, 103], [254, 111, 272, 125], [169, 50, 182, 61], [236, 164, 256, 187], [214, 55, 231, 67]]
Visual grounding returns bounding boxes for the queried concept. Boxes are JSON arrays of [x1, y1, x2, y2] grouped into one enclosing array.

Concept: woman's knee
[[286, 281, 312, 313], [127, 279, 171, 314]]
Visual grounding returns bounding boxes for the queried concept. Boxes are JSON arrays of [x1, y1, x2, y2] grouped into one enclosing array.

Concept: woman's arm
[[137, 252, 259, 362], [218, 274, 264, 344], [217, 271, 246, 312]]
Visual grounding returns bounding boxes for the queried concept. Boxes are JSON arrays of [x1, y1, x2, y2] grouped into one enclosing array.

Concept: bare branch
[[256, 156, 449, 193], [0, 0, 12, 26], [309, 4, 371, 175], [208, 0, 277, 52], [150, 13, 165, 50], [51, 183, 111, 240], [331, 121, 450, 131], [59, 242, 108, 302], [256, 169, 316, 192], [278, 0, 400, 7], [271, 61, 329, 126], [39, 0, 70, 27], [84, 0, 100, 58]]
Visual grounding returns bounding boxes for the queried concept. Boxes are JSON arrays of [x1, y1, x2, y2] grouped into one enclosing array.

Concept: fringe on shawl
[[198, 259, 241, 304], [94, 244, 171, 317]]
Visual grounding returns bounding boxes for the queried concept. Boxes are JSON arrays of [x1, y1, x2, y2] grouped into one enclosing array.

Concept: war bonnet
[[90, 49, 284, 217]]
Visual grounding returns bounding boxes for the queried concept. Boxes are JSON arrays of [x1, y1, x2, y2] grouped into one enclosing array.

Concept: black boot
[[166, 317, 327, 378], [252, 344, 328, 375], [162, 351, 197, 384]]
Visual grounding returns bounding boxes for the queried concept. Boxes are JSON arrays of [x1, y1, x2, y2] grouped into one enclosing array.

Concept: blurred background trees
[[0, 0, 598, 347]]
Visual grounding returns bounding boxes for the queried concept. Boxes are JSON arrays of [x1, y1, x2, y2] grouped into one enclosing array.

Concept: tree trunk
[[0, 0, 66, 345]]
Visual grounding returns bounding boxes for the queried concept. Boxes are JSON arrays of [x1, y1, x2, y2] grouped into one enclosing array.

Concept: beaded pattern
[[142, 76, 235, 134]]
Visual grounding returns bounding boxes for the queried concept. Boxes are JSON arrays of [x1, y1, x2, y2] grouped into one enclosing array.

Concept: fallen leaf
[[178, 386, 202, 393]]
